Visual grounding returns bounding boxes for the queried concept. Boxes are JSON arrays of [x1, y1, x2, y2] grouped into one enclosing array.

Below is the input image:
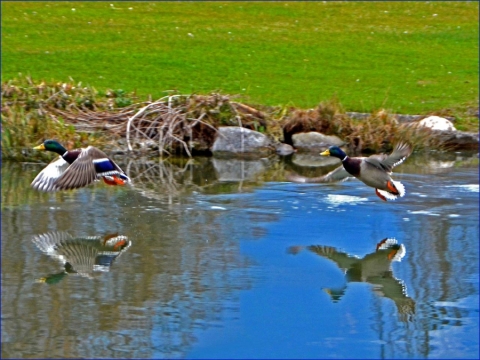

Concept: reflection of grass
[[2, 1, 478, 115], [1, 162, 47, 209]]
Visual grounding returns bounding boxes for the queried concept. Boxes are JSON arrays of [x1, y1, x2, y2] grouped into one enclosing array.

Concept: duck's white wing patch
[[31, 157, 69, 192]]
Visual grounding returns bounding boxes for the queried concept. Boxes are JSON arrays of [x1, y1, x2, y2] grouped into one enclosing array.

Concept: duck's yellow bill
[[320, 149, 330, 156], [33, 144, 45, 150]]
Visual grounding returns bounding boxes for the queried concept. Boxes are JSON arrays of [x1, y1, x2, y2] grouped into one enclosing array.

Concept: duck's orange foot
[[387, 249, 398, 260], [386, 180, 399, 195], [103, 176, 126, 186], [112, 239, 128, 251], [112, 176, 126, 185], [375, 189, 387, 201]]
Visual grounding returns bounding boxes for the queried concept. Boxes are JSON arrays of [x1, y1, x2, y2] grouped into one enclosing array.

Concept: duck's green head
[[33, 140, 67, 155], [320, 146, 347, 160], [35, 272, 68, 285]]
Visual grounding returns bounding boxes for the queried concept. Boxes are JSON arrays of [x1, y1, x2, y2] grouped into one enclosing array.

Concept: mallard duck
[[319, 143, 412, 201], [287, 143, 412, 201], [32, 231, 131, 284], [288, 238, 415, 321], [31, 139, 131, 191]]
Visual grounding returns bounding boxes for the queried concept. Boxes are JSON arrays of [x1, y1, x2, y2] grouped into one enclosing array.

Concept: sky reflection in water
[[1, 153, 478, 359]]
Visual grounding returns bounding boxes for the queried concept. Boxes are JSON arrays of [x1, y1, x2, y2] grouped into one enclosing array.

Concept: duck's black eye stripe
[[93, 159, 116, 173]]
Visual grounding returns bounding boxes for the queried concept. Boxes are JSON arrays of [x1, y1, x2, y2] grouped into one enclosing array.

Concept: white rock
[[417, 116, 456, 131]]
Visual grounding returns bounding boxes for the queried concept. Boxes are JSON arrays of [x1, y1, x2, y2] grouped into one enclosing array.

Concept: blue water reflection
[[186, 174, 478, 359], [1, 157, 478, 359]]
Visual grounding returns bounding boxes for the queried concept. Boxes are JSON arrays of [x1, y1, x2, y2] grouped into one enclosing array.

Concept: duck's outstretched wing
[[365, 143, 412, 172], [286, 165, 353, 184], [307, 245, 359, 272], [55, 146, 131, 190], [86, 146, 129, 178], [31, 157, 70, 192], [370, 273, 416, 321], [32, 231, 73, 256], [33, 231, 131, 283], [52, 147, 101, 190], [382, 142, 412, 171]]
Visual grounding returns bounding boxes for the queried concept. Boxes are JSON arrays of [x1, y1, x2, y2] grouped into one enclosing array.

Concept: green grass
[[2, 1, 478, 116]]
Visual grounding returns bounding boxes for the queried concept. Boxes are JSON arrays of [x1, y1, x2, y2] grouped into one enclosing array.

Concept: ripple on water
[[445, 184, 479, 193], [324, 194, 369, 207], [434, 294, 479, 310], [407, 210, 440, 216], [210, 206, 227, 211]]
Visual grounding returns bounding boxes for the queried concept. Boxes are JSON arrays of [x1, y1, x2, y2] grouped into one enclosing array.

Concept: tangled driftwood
[[48, 93, 267, 157], [126, 95, 218, 157]]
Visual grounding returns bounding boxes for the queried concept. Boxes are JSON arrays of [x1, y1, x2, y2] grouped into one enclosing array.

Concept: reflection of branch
[[126, 159, 204, 203]]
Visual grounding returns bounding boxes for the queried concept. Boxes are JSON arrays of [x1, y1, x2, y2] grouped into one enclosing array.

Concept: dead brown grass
[[2, 76, 472, 161], [281, 99, 455, 154]]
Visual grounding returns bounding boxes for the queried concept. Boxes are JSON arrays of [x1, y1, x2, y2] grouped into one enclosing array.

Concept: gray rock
[[211, 126, 274, 157], [212, 158, 269, 181], [430, 130, 479, 150], [395, 114, 425, 123], [275, 143, 295, 156], [292, 132, 345, 152], [346, 112, 371, 121]]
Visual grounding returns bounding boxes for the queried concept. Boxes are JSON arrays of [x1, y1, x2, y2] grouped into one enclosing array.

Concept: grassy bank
[[2, 1, 478, 114], [3, 75, 474, 162]]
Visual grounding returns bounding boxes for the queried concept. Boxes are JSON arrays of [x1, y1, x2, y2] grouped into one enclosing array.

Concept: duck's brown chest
[[343, 158, 361, 177], [62, 150, 81, 164]]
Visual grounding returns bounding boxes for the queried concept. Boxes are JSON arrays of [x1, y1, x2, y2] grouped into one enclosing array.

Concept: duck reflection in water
[[32, 232, 131, 285], [288, 238, 415, 321]]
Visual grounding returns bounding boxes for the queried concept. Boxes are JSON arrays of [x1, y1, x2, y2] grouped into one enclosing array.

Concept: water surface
[[1, 152, 478, 359]]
